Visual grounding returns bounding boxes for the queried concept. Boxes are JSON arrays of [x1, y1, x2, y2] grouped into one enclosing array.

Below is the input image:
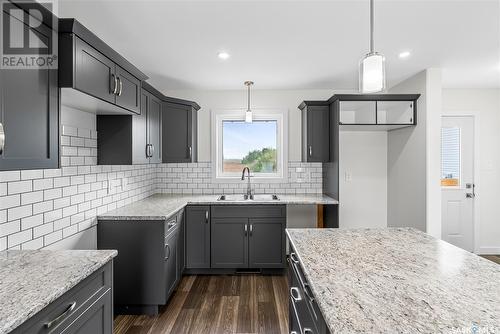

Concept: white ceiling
[[58, 0, 500, 91]]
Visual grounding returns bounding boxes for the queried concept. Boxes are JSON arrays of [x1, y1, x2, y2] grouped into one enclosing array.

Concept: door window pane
[[441, 127, 461, 187], [222, 120, 277, 174]]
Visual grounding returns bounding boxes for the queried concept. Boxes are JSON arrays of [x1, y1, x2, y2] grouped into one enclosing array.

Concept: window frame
[[212, 108, 288, 182]]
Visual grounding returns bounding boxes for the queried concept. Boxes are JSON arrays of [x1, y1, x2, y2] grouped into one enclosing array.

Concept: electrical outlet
[[344, 171, 352, 182]]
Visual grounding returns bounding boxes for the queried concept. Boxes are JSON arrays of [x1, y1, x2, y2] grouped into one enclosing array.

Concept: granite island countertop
[[286, 228, 500, 334], [98, 193, 338, 221], [0, 250, 117, 334]]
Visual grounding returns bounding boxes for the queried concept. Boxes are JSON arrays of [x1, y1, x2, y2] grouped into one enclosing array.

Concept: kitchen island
[[0, 250, 117, 334], [286, 228, 500, 334]]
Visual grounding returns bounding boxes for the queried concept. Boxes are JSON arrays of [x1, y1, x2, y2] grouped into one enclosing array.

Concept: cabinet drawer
[[14, 262, 112, 334], [211, 205, 285, 218], [289, 253, 325, 334], [165, 215, 178, 234]]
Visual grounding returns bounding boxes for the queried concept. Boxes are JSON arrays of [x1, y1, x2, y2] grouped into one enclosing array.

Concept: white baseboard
[[475, 246, 500, 255]]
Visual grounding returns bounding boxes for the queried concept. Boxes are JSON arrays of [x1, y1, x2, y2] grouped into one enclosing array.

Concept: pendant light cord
[[247, 84, 251, 112], [370, 0, 374, 53]]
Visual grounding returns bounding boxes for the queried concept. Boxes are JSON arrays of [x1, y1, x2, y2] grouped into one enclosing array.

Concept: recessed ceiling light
[[399, 51, 411, 58], [217, 52, 230, 60]]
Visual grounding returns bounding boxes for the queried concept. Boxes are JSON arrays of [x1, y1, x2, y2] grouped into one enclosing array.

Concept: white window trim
[[211, 108, 288, 183]]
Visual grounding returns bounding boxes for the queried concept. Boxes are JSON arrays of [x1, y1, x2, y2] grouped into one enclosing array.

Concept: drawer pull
[[303, 328, 314, 334], [290, 253, 299, 264], [44, 301, 76, 329], [290, 287, 302, 302], [165, 244, 171, 260], [167, 221, 176, 229]]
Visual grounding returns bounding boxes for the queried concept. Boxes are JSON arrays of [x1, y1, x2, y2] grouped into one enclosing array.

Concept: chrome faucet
[[241, 167, 253, 199]]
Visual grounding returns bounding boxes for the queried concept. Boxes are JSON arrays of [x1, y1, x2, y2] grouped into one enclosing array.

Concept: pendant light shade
[[359, 0, 386, 93], [244, 81, 254, 123], [359, 52, 386, 93]]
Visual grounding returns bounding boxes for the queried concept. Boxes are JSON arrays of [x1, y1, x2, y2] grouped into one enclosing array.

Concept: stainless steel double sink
[[217, 194, 280, 202]]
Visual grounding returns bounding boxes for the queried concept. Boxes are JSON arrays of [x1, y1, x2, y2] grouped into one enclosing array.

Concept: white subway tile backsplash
[[7, 180, 32, 195], [0, 171, 20, 183], [21, 170, 44, 180], [33, 178, 53, 191], [1, 220, 21, 237], [8, 229, 32, 247], [8, 205, 32, 221]]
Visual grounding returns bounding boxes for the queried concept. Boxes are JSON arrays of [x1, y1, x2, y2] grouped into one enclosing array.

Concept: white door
[[441, 116, 475, 252]]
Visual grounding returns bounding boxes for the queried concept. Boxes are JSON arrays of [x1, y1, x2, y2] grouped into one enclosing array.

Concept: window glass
[[441, 127, 461, 187], [222, 120, 277, 174]]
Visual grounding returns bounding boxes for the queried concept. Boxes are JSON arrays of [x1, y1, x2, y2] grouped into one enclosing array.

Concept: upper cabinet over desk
[[58, 19, 148, 115], [299, 101, 330, 163], [332, 94, 420, 131]]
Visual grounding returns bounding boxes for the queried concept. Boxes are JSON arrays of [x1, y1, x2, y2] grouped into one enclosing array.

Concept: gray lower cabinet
[[185, 206, 211, 269], [97, 213, 183, 314], [0, 5, 59, 171], [11, 262, 113, 334], [97, 88, 161, 165], [248, 218, 286, 268], [208, 205, 286, 269], [162, 102, 198, 163], [211, 218, 248, 268]]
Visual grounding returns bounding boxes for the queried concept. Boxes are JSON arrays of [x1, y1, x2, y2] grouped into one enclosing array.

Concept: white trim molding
[[211, 108, 289, 183]]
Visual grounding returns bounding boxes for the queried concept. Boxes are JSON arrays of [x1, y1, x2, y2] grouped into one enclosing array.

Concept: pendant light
[[244, 81, 254, 123], [359, 0, 386, 93]]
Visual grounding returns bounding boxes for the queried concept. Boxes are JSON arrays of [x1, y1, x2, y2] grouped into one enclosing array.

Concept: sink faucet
[[241, 167, 252, 198]]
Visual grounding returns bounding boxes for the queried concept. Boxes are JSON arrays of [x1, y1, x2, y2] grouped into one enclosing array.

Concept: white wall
[[442, 89, 500, 254], [339, 131, 387, 229], [387, 69, 442, 236], [165, 89, 336, 162]]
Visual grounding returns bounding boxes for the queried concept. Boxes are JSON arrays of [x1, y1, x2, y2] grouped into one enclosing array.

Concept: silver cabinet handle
[[303, 329, 314, 334], [290, 287, 302, 302], [244, 224, 248, 236], [150, 144, 155, 158], [309, 146, 312, 157], [189, 146, 192, 158], [145, 144, 150, 158], [205, 210, 209, 223], [0, 123, 4, 155], [165, 244, 171, 260], [117, 77, 123, 96], [249, 224, 253, 236], [290, 252, 299, 264], [110, 74, 118, 95], [44, 301, 76, 328]]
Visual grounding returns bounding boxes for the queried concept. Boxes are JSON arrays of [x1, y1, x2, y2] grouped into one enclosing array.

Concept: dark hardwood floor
[[113, 274, 289, 334], [481, 255, 500, 265]]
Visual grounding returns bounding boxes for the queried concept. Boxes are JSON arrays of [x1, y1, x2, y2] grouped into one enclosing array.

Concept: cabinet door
[[0, 11, 58, 171], [185, 206, 210, 268], [147, 95, 162, 163], [162, 103, 193, 162], [306, 106, 329, 162], [132, 92, 149, 164], [211, 218, 248, 268], [115, 66, 141, 114], [60, 291, 112, 334], [376, 101, 414, 124], [248, 218, 286, 268], [165, 227, 178, 298], [74, 37, 115, 104]]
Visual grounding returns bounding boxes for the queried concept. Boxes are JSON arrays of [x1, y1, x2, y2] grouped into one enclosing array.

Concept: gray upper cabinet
[[300, 102, 330, 163], [115, 65, 141, 114], [59, 19, 147, 115], [0, 5, 59, 171], [162, 102, 198, 163], [211, 218, 248, 268], [185, 206, 210, 269], [73, 36, 116, 104], [97, 88, 161, 165]]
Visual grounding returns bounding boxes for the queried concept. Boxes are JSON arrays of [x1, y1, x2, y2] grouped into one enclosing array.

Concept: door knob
[[466, 193, 475, 198]]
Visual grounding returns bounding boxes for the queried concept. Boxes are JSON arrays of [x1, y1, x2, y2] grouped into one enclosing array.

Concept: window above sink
[[212, 109, 288, 182]]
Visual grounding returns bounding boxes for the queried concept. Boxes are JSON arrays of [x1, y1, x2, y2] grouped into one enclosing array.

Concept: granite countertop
[[0, 250, 117, 334], [98, 193, 338, 221], [286, 228, 500, 334]]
